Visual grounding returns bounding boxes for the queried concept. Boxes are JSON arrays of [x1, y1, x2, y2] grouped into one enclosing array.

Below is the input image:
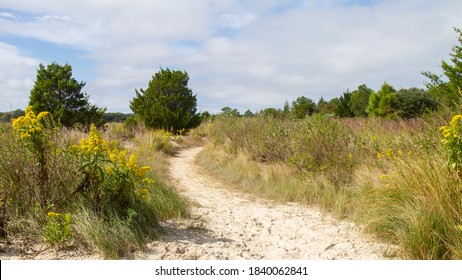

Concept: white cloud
[[0, 12, 17, 20], [0, 42, 39, 110], [1, 0, 462, 113], [220, 13, 258, 29]]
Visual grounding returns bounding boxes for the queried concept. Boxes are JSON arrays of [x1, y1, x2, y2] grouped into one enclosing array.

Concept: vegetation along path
[[144, 147, 396, 260]]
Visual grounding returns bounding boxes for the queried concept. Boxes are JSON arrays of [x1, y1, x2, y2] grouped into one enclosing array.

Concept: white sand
[[143, 147, 396, 260]]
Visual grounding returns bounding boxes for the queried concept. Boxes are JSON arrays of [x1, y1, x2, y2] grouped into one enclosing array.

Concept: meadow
[[0, 109, 189, 259], [195, 110, 462, 259], [1, 105, 462, 260]]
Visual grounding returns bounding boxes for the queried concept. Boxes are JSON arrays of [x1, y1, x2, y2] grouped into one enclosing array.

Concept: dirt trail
[[144, 147, 395, 260]]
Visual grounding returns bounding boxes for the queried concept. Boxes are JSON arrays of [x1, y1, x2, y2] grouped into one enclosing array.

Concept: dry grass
[[198, 113, 462, 259], [0, 122, 189, 259]]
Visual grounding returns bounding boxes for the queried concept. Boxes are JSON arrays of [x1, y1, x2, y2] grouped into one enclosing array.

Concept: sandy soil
[[141, 147, 396, 260]]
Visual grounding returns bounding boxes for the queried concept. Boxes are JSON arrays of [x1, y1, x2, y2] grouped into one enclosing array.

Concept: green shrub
[[43, 212, 72, 245]]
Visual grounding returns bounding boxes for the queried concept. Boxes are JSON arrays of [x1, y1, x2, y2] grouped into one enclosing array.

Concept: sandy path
[[144, 147, 395, 260]]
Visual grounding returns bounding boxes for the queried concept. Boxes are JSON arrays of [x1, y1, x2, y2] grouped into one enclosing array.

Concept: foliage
[[258, 107, 286, 119], [440, 114, 462, 175], [334, 91, 354, 117], [366, 82, 399, 118], [220, 107, 240, 117], [104, 112, 134, 123], [0, 115, 189, 258], [316, 97, 335, 115], [29, 62, 105, 128], [349, 84, 374, 117], [11, 106, 50, 208], [242, 109, 255, 118], [71, 124, 154, 217], [395, 88, 437, 119], [43, 212, 72, 245], [423, 28, 462, 107], [130, 68, 200, 133], [291, 96, 316, 118], [0, 109, 25, 123]]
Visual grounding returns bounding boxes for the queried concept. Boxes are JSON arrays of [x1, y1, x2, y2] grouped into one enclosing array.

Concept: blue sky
[[1, 0, 462, 113]]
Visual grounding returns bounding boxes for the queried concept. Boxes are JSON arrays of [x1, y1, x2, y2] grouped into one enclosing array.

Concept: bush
[[130, 68, 200, 133]]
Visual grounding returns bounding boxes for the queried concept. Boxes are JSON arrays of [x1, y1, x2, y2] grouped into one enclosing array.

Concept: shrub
[[43, 212, 72, 245]]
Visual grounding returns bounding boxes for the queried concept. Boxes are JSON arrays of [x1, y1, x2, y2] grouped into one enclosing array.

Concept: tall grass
[[199, 113, 462, 259], [0, 121, 189, 259]]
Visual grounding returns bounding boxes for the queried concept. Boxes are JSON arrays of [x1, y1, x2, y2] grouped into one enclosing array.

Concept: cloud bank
[[1, 0, 462, 113]]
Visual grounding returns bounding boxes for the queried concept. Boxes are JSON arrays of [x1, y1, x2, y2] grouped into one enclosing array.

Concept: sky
[[1, 0, 462, 114]]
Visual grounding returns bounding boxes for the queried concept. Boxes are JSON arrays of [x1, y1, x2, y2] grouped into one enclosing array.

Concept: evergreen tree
[[366, 82, 398, 118], [349, 84, 373, 117], [291, 96, 316, 118], [130, 68, 200, 133], [29, 62, 105, 128]]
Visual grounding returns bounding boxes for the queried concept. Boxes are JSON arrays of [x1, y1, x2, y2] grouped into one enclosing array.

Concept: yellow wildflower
[[377, 152, 383, 159], [47, 212, 58, 218], [108, 148, 119, 162], [457, 224, 462, 231], [385, 149, 393, 158], [127, 154, 137, 170], [74, 124, 107, 155], [37, 111, 49, 120], [135, 166, 151, 177], [137, 188, 150, 198], [118, 150, 127, 165], [379, 174, 389, 180], [12, 106, 49, 141], [142, 178, 155, 184]]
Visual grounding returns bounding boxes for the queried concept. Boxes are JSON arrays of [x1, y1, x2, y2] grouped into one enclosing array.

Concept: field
[[1, 109, 462, 260], [195, 111, 462, 259]]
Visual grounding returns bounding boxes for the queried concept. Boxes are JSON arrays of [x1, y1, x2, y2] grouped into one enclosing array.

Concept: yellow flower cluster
[[12, 106, 49, 140], [107, 147, 151, 177], [440, 114, 462, 144], [377, 149, 412, 159], [73, 124, 108, 155], [137, 188, 150, 198], [47, 211, 58, 218]]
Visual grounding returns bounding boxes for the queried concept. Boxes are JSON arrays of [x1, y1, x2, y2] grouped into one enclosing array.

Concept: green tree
[[334, 90, 354, 118], [349, 84, 373, 117], [395, 88, 437, 119], [130, 68, 200, 133], [366, 82, 398, 118], [316, 96, 335, 115], [243, 109, 255, 118], [423, 27, 462, 107], [291, 96, 316, 119], [220, 107, 240, 117], [29, 62, 105, 128]]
